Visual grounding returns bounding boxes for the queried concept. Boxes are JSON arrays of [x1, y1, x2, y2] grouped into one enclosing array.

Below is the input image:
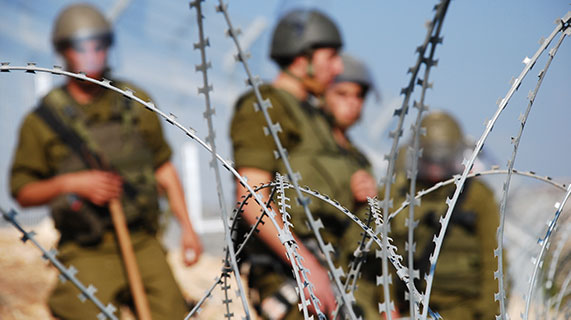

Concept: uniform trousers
[[49, 230, 188, 320]]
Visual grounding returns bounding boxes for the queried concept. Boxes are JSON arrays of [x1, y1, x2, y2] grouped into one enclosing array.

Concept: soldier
[[322, 53, 400, 319], [9, 3, 202, 319], [230, 8, 352, 319], [322, 53, 378, 211], [391, 111, 501, 319]]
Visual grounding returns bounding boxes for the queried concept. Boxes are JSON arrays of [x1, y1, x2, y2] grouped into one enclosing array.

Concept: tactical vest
[[271, 88, 371, 245], [38, 85, 160, 245], [393, 179, 483, 302]]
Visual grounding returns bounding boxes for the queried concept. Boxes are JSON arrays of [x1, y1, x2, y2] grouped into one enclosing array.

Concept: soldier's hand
[[350, 170, 377, 203], [66, 170, 123, 206], [181, 228, 203, 266], [303, 256, 337, 317]]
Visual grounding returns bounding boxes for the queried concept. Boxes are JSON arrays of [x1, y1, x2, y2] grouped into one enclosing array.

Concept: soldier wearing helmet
[[9, 3, 202, 319], [320, 54, 404, 319], [320, 54, 378, 222], [230, 8, 349, 319], [324, 54, 377, 142], [417, 111, 465, 183], [390, 111, 505, 319], [52, 3, 113, 85]]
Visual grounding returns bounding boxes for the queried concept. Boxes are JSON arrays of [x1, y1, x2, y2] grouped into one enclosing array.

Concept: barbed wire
[[524, 184, 571, 319], [221, 260, 235, 320], [214, 1, 358, 318], [188, 1, 250, 317], [388, 169, 568, 222], [275, 173, 314, 319], [543, 221, 571, 320], [545, 223, 571, 291], [225, 178, 450, 319], [401, 1, 450, 317], [419, 11, 570, 320], [494, 15, 570, 320], [0, 207, 118, 320], [344, 166, 569, 318], [1, 4, 570, 319], [214, 1, 331, 317], [337, 1, 450, 319], [184, 274, 222, 319], [224, 164, 571, 312], [185, 180, 275, 320], [0, 62, 325, 320]]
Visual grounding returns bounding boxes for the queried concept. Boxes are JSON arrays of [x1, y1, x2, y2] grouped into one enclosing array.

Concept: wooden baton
[[109, 198, 152, 320]]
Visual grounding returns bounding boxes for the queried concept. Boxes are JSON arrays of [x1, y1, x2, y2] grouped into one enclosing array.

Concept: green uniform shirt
[[10, 82, 171, 198], [391, 171, 501, 319], [230, 84, 306, 173], [231, 84, 370, 240], [231, 84, 381, 319]]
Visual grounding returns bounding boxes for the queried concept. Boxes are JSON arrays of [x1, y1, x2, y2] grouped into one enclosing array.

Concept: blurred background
[[0, 0, 570, 319]]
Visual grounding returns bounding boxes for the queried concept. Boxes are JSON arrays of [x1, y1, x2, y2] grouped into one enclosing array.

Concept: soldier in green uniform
[[322, 53, 378, 213], [322, 53, 401, 319], [230, 9, 369, 319], [391, 111, 501, 319], [9, 4, 202, 319]]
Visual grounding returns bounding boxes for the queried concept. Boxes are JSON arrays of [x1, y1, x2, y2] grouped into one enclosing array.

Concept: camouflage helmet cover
[[270, 9, 342, 62], [52, 3, 113, 51]]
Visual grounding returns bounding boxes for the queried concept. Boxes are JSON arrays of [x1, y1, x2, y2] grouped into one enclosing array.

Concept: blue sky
[[1, 0, 570, 216]]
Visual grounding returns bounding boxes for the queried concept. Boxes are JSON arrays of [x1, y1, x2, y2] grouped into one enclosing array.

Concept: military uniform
[[390, 170, 500, 320], [231, 84, 374, 319], [10, 82, 188, 320]]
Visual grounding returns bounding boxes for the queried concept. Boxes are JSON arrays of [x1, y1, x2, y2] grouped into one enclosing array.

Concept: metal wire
[[214, 1, 357, 317], [0, 63, 317, 320], [188, 1, 250, 317], [0, 207, 119, 320], [419, 12, 570, 320]]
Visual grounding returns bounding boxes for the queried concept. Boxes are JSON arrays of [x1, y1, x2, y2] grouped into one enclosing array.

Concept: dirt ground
[[0, 219, 251, 320], [0, 219, 57, 319]]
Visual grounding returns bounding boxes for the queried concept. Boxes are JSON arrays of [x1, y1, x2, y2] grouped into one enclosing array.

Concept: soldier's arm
[[11, 114, 121, 207], [16, 171, 122, 207], [236, 166, 337, 315], [350, 169, 378, 203], [155, 160, 203, 266]]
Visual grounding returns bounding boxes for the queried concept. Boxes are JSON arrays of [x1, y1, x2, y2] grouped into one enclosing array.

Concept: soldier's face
[[310, 48, 344, 88], [418, 156, 462, 184], [324, 81, 364, 131], [62, 38, 108, 78]]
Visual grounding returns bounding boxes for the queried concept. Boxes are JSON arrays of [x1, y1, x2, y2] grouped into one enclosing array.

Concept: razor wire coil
[[0, 3, 570, 320]]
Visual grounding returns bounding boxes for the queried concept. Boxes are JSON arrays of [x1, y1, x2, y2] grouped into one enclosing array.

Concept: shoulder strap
[[272, 89, 339, 152], [35, 102, 104, 170], [35, 99, 139, 199]]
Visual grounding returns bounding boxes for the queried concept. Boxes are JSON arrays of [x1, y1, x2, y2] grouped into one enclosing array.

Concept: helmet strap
[[301, 77, 326, 96], [283, 53, 326, 97], [305, 58, 315, 78]]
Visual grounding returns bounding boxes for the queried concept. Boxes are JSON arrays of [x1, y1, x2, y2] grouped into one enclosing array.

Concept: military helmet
[[270, 9, 342, 64], [419, 111, 465, 164], [52, 3, 113, 52], [335, 53, 376, 97]]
